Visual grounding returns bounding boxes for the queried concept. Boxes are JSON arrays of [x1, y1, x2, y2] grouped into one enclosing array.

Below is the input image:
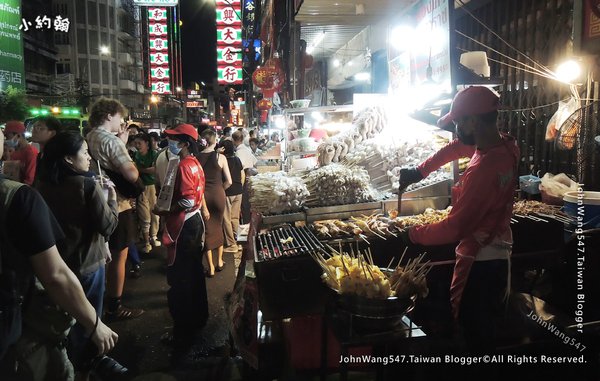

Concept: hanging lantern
[[257, 99, 273, 111], [252, 67, 275, 89]]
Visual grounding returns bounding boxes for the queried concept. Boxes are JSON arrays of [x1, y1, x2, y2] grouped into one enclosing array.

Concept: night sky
[[180, 0, 217, 86]]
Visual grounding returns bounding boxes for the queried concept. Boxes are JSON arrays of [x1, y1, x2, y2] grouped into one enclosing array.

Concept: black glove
[[399, 167, 424, 192], [398, 228, 412, 246]]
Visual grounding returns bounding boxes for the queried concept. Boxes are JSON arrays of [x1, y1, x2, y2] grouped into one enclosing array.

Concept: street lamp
[[99, 45, 110, 55]]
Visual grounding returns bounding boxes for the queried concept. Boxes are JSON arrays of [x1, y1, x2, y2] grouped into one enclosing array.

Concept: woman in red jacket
[[154, 124, 210, 367]]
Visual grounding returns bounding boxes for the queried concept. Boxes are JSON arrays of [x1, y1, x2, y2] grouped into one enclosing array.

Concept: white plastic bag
[[545, 97, 580, 142], [539, 172, 578, 204]]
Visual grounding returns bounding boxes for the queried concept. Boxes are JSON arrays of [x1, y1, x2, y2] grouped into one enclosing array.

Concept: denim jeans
[[67, 266, 106, 370]]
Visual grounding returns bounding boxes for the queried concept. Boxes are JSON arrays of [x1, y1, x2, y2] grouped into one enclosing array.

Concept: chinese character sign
[[148, 7, 171, 94], [216, 1, 242, 85], [0, 0, 25, 90]]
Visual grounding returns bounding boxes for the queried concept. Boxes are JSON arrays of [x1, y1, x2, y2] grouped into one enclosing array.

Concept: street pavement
[[102, 244, 244, 381]]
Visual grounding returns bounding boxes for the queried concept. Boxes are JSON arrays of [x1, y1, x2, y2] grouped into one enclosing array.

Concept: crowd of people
[[0, 97, 262, 380]]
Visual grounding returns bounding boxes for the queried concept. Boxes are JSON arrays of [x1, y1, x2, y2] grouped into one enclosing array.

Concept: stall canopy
[[296, 0, 418, 90]]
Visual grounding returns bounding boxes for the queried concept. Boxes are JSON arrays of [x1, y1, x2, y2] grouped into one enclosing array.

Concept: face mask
[[456, 127, 476, 146], [168, 140, 182, 155], [4, 138, 18, 149]]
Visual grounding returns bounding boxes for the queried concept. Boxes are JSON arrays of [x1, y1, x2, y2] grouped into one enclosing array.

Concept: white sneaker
[[151, 237, 162, 247], [141, 243, 152, 254]]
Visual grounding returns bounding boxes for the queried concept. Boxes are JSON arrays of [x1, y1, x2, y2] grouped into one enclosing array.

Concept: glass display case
[[282, 104, 354, 172]]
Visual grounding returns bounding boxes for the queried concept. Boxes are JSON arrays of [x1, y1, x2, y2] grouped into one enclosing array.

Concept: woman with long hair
[[198, 128, 232, 277], [154, 124, 210, 367], [35, 131, 122, 379]]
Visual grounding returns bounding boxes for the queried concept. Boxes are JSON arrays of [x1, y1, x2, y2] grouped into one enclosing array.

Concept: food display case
[[282, 104, 354, 172]]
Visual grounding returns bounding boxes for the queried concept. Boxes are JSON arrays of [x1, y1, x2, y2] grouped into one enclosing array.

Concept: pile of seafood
[[303, 164, 377, 207], [312, 214, 399, 241], [512, 200, 573, 224], [316, 106, 387, 166], [392, 207, 452, 229], [248, 171, 310, 215], [310, 208, 454, 241], [513, 200, 562, 216], [341, 136, 451, 193], [311, 247, 430, 299]]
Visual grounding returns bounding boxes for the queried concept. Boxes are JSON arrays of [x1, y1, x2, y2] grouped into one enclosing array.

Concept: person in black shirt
[[221, 140, 244, 253], [0, 131, 118, 379]]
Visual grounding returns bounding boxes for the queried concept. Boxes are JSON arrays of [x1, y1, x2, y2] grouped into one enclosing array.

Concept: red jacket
[[409, 136, 520, 316], [11, 144, 39, 185], [163, 155, 206, 265]]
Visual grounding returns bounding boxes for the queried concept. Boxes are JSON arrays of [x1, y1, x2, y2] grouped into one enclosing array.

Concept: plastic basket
[[519, 175, 541, 195]]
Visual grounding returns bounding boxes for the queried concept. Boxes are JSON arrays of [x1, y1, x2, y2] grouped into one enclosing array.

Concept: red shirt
[[174, 155, 205, 211], [10, 144, 39, 185], [409, 137, 520, 252]]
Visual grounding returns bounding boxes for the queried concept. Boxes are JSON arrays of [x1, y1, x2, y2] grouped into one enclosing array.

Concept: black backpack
[[0, 178, 31, 360]]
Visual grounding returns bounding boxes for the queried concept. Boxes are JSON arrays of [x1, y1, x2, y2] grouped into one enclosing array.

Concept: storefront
[[232, 0, 600, 377]]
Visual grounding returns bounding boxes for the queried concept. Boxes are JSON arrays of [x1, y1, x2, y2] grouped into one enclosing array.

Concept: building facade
[[52, 0, 147, 113]]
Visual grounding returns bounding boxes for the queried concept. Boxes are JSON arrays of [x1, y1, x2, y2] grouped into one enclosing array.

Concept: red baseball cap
[[4, 120, 25, 134], [164, 123, 198, 141], [437, 86, 500, 128]]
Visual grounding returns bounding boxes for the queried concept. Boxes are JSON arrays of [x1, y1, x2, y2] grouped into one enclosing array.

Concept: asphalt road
[[103, 245, 243, 381]]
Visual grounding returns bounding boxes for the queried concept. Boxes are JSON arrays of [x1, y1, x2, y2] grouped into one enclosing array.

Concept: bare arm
[[241, 168, 246, 185], [30, 246, 118, 354], [119, 161, 139, 184], [219, 154, 232, 190]]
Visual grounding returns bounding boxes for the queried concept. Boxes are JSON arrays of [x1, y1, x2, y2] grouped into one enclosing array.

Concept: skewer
[[386, 256, 396, 270], [367, 247, 375, 266], [398, 247, 408, 269]]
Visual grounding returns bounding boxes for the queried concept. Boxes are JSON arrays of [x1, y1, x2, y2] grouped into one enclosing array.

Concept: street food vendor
[[398, 86, 520, 352]]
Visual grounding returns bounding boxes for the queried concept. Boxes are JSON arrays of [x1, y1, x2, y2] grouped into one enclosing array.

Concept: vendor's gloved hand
[[398, 228, 413, 246], [399, 167, 424, 192]]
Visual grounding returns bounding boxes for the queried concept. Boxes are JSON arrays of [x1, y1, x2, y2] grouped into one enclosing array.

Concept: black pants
[[458, 259, 508, 354], [166, 213, 208, 353], [241, 180, 251, 225]]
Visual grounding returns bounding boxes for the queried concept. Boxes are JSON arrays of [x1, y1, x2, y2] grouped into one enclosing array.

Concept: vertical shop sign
[[216, 0, 243, 85], [242, 0, 260, 65], [0, 0, 25, 90], [148, 7, 171, 94]]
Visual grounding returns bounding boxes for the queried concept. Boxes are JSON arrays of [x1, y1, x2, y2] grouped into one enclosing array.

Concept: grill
[[255, 226, 325, 262], [253, 226, 328, 320]]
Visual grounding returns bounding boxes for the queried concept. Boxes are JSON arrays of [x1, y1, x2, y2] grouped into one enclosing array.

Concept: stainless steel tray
[[304, 201, 383, 215], [304, 201, 383, 222], [261, 212, 306, 225], [403, 178, 453, 198], [383, 196, 451, 216]]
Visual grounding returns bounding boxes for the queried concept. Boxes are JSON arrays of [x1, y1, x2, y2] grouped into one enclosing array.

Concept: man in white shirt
[[232, 130, 257, 171], [232, 130, 257, 223]]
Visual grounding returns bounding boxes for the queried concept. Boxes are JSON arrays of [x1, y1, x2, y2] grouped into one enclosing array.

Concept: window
[[78, 59, 89, 79], [77, 28, 87, 52], [55, 31, 70, 45], [99, 4, 107, 27], [56, 62, 71, 74], [102, 61, 109, 85], [90, 59, 100, 83], [112, 62, 118, 86], [89, 32, 98, 53], [76, 2, 85, 23], [87, 1, 97, 25], [109, 6, 115, 29]]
